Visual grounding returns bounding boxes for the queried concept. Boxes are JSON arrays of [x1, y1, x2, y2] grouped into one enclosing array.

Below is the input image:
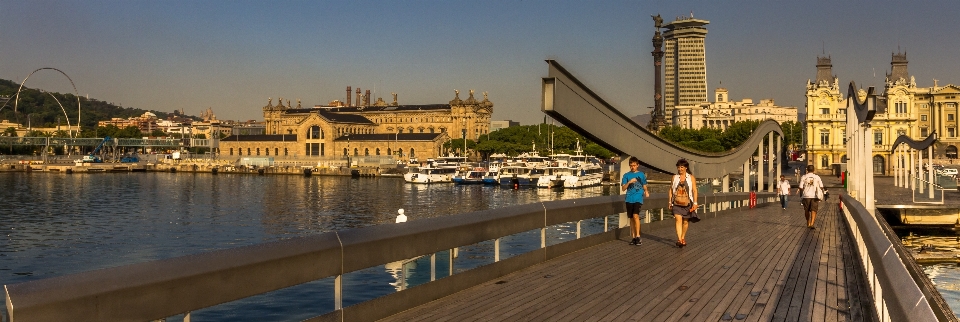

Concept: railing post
[[644, 210, 650, 224], [604, 215, 608, 232], [334, 274, 342, 310], [495, 238, 501, 262], [449, 249, 455, 277], [184, 312, 191, 322], [430, 253, 436, 281], [541, 227, 546, 248], [576, 221, 581, 239], [660, 208, 664, 221]]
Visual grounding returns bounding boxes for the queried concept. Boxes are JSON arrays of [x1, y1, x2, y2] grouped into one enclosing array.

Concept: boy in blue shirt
[[621, 157, 649, 246]]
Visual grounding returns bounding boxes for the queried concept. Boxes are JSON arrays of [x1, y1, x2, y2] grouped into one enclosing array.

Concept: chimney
[[356, 88, 361, 107], [365, 90, 371, 106], [346, 86, 352, 107]]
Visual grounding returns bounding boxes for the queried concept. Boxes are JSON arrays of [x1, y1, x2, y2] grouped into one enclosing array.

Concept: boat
[[482, 170, 500, 185], [536, 166, 575, 188], [556, 140, 605, 188], [403, 166, 458, 183], [454, 168, 487, 184]]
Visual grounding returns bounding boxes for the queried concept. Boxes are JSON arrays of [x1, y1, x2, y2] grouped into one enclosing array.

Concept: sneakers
[[629, 237, 641, 245]]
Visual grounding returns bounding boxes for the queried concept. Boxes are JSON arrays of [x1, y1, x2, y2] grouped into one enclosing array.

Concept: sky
[[2, 1, 959, 125]]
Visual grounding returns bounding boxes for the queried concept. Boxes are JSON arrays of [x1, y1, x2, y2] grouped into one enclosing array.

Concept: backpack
[[674, 176, 691, 207]]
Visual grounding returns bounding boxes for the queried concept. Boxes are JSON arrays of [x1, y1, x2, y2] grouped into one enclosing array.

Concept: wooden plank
[[697, 209, 805, 321], [380, 200, 875, 322]]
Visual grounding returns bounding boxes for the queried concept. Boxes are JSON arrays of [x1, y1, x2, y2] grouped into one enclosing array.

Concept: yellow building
[[221, 89, 492, 162], [804, 52, 959, 174]]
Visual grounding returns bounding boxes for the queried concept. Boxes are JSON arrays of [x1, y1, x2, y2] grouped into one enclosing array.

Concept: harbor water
[[1, 172, 644, 321]]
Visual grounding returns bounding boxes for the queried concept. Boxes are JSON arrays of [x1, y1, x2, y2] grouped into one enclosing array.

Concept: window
[[343, 148, 347, 156], [265, 148, 269, 156], [874, 131, 883, 145], [821, 156, 829, 168], [820, 131, 830, 146], [229, 148, 233, 156], [354, 148, 358, 156], [387, 148, 392, 156], [364, 148, 369, 156], [820, 108, 829, 115], [950, 114, 955, 121], [256, 148, 260, 156], [376, 148, 381, 155], [951, 128, 957, 138], [921, 114, 927, 121], [410, 148, 415, 158], [247, 148, 251, 155], [308, 126, 322, 139], [842, 130, 847, 144], [275, 148, 279, 156], [921, 128, 928, 137]]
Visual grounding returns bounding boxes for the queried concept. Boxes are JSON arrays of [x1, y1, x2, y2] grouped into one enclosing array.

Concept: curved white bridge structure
[[541, 60, 782, 181]]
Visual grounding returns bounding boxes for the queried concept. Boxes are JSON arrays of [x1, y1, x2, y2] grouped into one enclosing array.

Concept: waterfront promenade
[[382, 197, 876, 321]]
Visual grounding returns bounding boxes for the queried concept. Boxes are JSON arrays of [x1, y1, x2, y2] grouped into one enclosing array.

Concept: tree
[[150, 129, 167, 137], [3, 127, 16, 137]]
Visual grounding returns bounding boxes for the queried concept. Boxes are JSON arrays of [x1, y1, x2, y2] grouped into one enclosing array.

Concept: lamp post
[[461, 118, 467, 159]]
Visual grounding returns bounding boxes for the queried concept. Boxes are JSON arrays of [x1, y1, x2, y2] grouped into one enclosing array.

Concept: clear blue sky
[[2, 0, 958, 125]]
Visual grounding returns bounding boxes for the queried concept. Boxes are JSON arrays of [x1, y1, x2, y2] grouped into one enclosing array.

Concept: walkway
[[382, 197, 877, 321]]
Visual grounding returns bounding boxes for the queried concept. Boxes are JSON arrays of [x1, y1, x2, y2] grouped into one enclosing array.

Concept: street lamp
[[461, 118, 467, 159]]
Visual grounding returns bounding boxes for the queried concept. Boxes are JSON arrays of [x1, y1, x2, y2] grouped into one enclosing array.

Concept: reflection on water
[[897, 230, 960, 317], [0, 172, 631, 321]]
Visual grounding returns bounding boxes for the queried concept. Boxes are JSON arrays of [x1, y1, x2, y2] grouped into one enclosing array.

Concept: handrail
[[839, 194, 942, 321], [5, 192, 770, 321]]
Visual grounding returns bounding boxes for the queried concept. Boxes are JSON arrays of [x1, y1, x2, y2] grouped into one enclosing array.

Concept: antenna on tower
[[822, 41, 825, 55]]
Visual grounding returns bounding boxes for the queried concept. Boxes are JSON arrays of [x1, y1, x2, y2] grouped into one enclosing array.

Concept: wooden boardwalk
[[381, 198, 877, 322]]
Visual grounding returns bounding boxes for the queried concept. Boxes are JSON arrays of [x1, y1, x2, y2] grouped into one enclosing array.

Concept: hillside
[[0, 78, 196, 130]]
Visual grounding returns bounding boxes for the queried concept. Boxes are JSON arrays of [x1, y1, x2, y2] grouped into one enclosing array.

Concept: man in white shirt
[[795, 165, 824, 229], [778, 175, 791, 210]]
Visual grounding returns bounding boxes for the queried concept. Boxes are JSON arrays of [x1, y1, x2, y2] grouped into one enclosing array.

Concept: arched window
[[376, 148, 381, 155], [354, 148, 358, 156], [247, 148, 251, 155], [873, 155, 885, 175], [265, 148, 269, 156], [410, 148, 415, 158], [309, 126, 322, 139], [230, 148, 234, 155], [364, 148, 369, 156], [256, 148, 261, 156], [387, 148, 392, 156], [275, 148, 279, 155], [343, 148, 348, 156]]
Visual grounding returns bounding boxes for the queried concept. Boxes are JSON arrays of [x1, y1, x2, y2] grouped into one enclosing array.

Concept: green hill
[[0, 78, 196, 132]]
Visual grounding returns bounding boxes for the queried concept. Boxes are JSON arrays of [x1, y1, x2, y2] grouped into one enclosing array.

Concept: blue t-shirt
[[621, 171, 647, 203]]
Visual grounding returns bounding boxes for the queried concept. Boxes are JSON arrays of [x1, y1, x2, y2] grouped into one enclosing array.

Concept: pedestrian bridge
[[3, 62, 955, 321]]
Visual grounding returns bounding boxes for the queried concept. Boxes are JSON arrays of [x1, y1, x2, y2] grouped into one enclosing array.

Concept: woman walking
[[669, 159, 698, 247]]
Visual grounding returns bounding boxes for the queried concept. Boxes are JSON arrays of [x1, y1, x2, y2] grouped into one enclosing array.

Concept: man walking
[[778, 175, 791, 210], [621, 157, 649, 245], [796, 165, 824, 229]]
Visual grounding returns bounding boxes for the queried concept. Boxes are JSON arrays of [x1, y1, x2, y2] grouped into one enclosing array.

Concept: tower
[[663, 14, 709, 119], [647, 14, 669, 132]]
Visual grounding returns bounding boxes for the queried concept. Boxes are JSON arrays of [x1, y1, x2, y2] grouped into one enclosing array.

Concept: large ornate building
[[672, 87, 798, 130], [220, 88, 493, 162], [804, 53, 960, 175]]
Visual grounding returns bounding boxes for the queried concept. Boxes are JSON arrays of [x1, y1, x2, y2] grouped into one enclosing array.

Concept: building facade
[[221, 89, 492, 162], [804, 52, 959, 175], [663, 14, 709, 117], [673, 88, 798, 130]]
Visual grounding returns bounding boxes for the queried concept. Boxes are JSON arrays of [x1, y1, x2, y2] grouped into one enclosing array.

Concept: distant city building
[[220, 88, 493, 161], [663, 14, 710, 117], [672, 88, 798, 130], [97, 112, 159, 133], [0, 119, 78, 137], [804, 52, 960, 174], [490, 120, 519, 131]]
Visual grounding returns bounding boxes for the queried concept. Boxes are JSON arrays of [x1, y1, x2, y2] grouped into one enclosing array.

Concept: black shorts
[[625, 202, 643, 218]]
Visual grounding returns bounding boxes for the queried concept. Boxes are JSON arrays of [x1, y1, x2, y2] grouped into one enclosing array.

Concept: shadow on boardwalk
[[381, 198, 877, 322]]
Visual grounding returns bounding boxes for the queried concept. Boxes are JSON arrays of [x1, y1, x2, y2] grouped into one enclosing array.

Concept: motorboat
[[561, 163, 604, 188], [454, 168, 486, 184], [403, 166, 458, 183], [536, 166, 575, 188]]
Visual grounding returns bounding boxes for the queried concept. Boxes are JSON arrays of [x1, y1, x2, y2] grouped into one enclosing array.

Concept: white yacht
[[536, 166, 575, 188], [403, 167, 458, 183], [558, 140, 605, 188]]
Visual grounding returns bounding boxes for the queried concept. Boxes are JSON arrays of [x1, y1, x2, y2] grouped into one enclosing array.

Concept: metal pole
[[929, 146, 935, 199]]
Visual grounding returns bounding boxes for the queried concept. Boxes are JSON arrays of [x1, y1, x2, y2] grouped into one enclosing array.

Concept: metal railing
[[839, 194, 948, 322], [4, 192, 771, 322]]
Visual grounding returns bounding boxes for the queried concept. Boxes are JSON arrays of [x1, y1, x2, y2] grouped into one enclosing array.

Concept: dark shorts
[[625, 202, 643, 218], [802, 198, 820, 212]]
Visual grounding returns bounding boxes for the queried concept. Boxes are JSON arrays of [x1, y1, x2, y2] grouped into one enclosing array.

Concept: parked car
[[939, 168, 958, 176]]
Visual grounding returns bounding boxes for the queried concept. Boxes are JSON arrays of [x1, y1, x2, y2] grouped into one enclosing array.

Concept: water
[[0, 172, 628, 321], [893, 232, 960, 317]]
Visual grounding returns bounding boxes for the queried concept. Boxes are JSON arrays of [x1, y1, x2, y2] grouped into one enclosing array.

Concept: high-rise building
[[663, 14, 709, 120]]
